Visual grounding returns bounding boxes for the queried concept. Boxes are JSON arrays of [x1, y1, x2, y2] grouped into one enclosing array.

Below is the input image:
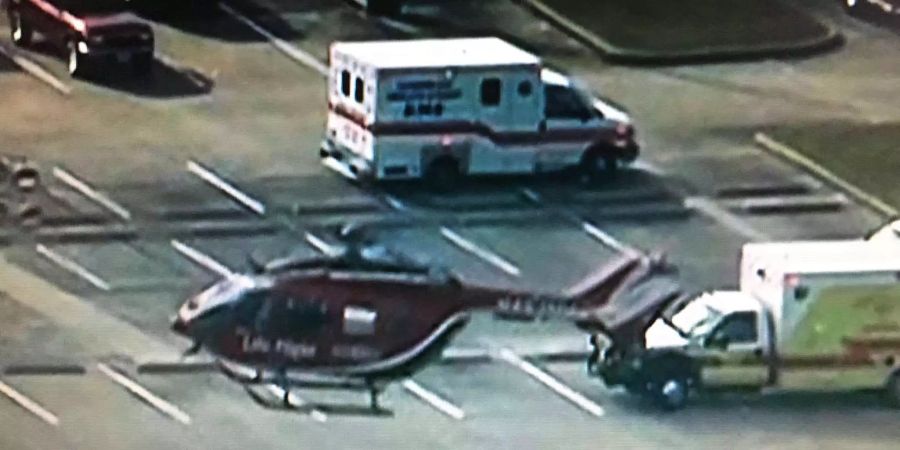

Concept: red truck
[[4, 0, 154, 77]]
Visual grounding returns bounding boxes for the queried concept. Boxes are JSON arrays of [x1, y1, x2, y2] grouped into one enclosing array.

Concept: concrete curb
[[726, 193, 847, 215], [137, 361, 218, 375], [754, 132, 898, 219], [156, 208, 249, 222], [715, 182, 812, 199], [30, 221, 280, 244], [38, 214, 111, 227], [3, 364, 86, 376], [513, 0, 844, 64]]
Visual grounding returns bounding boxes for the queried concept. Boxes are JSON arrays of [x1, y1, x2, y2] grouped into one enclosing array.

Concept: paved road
[[0, 1, 898, 449]]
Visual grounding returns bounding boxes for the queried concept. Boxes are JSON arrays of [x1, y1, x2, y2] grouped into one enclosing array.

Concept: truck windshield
[[569, 79, 600, 116]]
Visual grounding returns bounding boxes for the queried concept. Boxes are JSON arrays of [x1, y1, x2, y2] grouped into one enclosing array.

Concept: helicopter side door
[[256, 295, 331, 364]]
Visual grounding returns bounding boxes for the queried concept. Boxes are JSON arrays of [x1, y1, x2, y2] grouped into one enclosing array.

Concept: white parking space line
[[496, 348, 605, 418], [170, 239, 235, 278], [219, 2, 329, 77], [401, 379, 465, 420], [52, 167, 132, 221], [683, 196, 770, 242], [304, 231, 344, 257], [440, 227, 521, 277], [186, 160, 266, 216], [0, 44, 71, 96], [96, 363, 191, 425], [383, 195, 408, 211], [264, 385, 328, 422], [581, 222, 636, 255], [0, 379, 60, 426], [519, 187, 542, 204], [35, 244, 112, 291], [519, 187, 636, 255]]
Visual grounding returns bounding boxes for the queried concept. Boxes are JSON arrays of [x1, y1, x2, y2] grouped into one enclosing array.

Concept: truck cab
[[4, 0, 154, 78], [645, 291, 773, 389]]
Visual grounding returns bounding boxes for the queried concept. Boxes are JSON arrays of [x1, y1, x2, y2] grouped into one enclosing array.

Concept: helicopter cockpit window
[[234, 290, 267, 327], [343, 305, 377, 336]]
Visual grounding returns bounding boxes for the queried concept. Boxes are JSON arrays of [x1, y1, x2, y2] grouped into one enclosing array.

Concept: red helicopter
[[171, 224, 681, 410]]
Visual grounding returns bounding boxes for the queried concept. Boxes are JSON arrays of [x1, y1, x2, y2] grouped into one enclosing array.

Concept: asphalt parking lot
[[1, 1, 899, 449]]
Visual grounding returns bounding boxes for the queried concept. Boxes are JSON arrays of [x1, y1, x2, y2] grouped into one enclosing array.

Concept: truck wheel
[[654, 376, 689, 411], [67, 42, 90, 78], [426, 158, 460, 193], [580, 149, 618, 182], [887, 371, 900, 408], [10, 11, 32, 47]]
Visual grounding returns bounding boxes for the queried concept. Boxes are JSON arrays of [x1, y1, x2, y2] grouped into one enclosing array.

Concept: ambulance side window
[[341, 70, 351, 96], [481, 78, 502, 106], [517, 80, 533, 97], [354, 77, 365, 103]]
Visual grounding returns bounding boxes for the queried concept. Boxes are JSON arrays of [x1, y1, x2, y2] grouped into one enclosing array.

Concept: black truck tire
[[653, 376, 689, 411], [579, 148, 618, 182], [10, 11, 33, 46], [426, 157, 460, 193]]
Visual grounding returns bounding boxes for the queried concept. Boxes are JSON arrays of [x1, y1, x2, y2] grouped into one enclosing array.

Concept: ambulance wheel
[[653, 375, 689, 411], [426, 158, 460, 192], [10, 11, 32, 47], [580, 149, 618, 181], [887, 370, 900, 408]]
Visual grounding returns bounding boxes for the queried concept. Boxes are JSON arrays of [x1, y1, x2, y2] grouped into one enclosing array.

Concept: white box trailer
[[595, 240, 900, 410], [320, 37, 638, 189]]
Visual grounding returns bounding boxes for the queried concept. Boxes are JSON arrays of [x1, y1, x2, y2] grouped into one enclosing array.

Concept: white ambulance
[[320, 37, 639, 190], [596, 240, 900, 410]]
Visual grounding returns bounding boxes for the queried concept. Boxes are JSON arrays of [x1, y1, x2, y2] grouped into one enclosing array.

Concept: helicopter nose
[[171, 315, 190, 336]]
